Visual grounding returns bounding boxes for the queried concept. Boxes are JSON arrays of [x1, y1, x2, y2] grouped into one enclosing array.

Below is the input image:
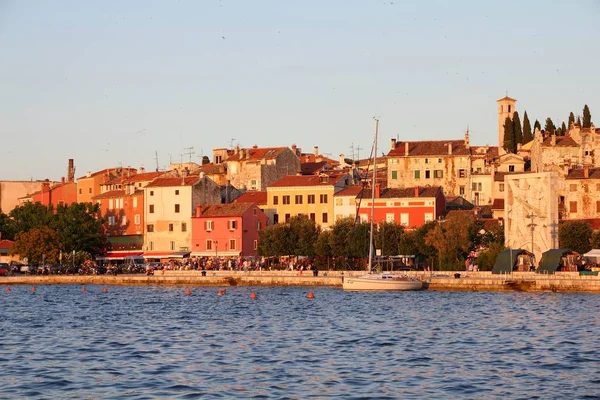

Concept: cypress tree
[[534, 119, 541, 133], [583, 105, 592, 128], [561, 121, 567, 135], [503, 116, 515, 153], [568, 112, 575, 129], [544, 118, 556, 135], [522, 111, 533, 143], [513, 111, 523, 145], [577, 116, 582, 126]]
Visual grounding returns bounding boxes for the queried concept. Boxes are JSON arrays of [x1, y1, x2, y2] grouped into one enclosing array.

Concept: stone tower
[[497, 96, 517, 153]]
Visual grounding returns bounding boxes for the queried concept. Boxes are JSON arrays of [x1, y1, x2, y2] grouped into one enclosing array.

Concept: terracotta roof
[[225, 147, 289, 162], [301, 161, 328, 175], [193, 163, 226, 175], [300, 154, 339, 165], [356, 156, 387, 167], [482, 218, 500, 230], [388, 140, 470, 157], [92, 190, 126, 200], [123, 171, 166, 184], [145, 176, 200, 188], [77, 167, 136, 180], [196, 203, 254, 217], [0, 240, 13, 250], [446, 196, 475, 210], [471, 146, 499, 159], [566, 167, 600, 180], [334, 186, 364, 197], [492, 198, 505, 210], [380, 186, 442, 199], [234, 191, 268, 205], [269, 174, 349, 188], [542, 135, 579, 147], [497, 96, 517, 102]]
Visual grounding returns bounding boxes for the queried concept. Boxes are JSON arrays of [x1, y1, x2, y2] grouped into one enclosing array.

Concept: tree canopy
[[583, 104, 592, 128], [522, 111, 533, 143], [513, 111, 523, 145], [558, 221, 592, 254], [503, 116, 515, 153]]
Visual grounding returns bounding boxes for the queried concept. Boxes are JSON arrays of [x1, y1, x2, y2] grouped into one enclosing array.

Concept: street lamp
[[215, 240, 218, 258], [526, 213, 537, 255]]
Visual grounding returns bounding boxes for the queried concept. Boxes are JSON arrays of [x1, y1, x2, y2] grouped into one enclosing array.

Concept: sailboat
[[342, 118, 423, 291]]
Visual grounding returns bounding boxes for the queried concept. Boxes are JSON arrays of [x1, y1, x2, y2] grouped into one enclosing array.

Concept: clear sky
[[1, 0, 599, 181]]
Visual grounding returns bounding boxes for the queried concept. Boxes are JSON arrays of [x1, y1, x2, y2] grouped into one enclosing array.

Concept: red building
[[191, 202, 267, 257], [30, 159, 77, 208], [358, 186, 445, 229]]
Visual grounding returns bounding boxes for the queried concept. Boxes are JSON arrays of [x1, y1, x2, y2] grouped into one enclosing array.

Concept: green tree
[[425, 212, 475, 269], [288, 215, 319, 256], [544, 118, 556, 135], [561, 121, 567, 136], [0, 212, 16, 241], [9, 202, 54, 234], [346, 221, 371, 258], [559, 221, 592, 254], [503, 116, 515, 153], [374, 221, 403, 256], [522, 111, 533, 143], [577, 115, 582, 126], [590, 230, 600, 249], [583, 104, 592, 128], [475, 242, 505, 271], [257, 224, 294, 257], [534, 119, 541, 133], [329, 217, 354, 256], [11, 227, 61, 265], [53, 203, 107, 255], [568, 112, 575, 129], [513, 111, 523, 145]]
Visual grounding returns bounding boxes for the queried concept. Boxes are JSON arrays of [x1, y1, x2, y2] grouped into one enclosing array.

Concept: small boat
[[342, 118, 422, 291]]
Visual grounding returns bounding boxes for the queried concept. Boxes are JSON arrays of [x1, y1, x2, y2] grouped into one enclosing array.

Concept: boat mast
[[368, 118, 378, 272]]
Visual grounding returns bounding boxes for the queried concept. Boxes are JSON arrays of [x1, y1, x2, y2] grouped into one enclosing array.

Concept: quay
[[1, 270, 600, 292]]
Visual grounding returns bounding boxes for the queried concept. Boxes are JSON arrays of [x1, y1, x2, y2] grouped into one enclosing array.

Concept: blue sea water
[[0, 285, 599, 399]]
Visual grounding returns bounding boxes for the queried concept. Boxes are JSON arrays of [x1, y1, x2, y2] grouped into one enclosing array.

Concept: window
[[109, 199, 114, 209], [386, 213, 394, 222], [308, 194, 315, 204], [206, 240, 213, 250], [320, 194, 328, 203], [414, 170, 420, 180], [135, 214, 140, 224], [88, 188, 92, 194], [175, 204, 180, 213], [424, 213, 434, 222], [295, 195, 303, 204], [335, 198, 343, 206], [150, 191, 154, 196], [149, 205, 154, 213], [499, 183, 505, 192], [256, 221, 262, 230], [597, 201, 600, 213], [108, 216, 115, 226], [206, 221, 214, 231], [273, 214, 279, 223], [459, 186, 465, 195], [170, 241, 175, 251], [392, 170, 398, 179], [570, 201, 578, 213], [322, 213, 328, 223], [253, 207, 257, 215], [229, 239, 236, 250], [253, 240, 258, 250], [181, 223, 187, 232], [509, 165, 515, 172], [570, 184, 577, 192], [273, 196, 279, 205], [133, 197, 138, 208], [121, 216, 127, 226], [175, 190, 179, 195], [149, 241, 154, 250], [400, 213, 409, 226], [285, 214, 291, 223], [349, 198, 356, 205], [434, 170, 443, 178], [459, 169, 466, 178], [478, 183, 482, 191], [472, 182, 477, 191], [425, 170, 431, 179], [283, 195, 290, 205], [169, 223, 174, 232], [508, 105, 511, 113], [147, 224, 154, 232], [425, 158, 429, 164], [229, 220, 237, 230], [437, 158, 442, 163], [310, 213, 315, 221], [250, 179, 257, 190], [79, 188, 82, 195]]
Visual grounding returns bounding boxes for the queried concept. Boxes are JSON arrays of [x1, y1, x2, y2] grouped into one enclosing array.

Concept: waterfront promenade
[[1, 270, 600, 292]]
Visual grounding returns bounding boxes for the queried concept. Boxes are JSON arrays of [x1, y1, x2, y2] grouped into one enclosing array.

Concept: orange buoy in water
[[81, 286, 86, 293], [218, 289, 226, 296], [31, 286, 36, 293], [6, 286, 11, 292], [185, 288, 192, 296], [306, 291, 315, 299], [103, 287, 108, 293], [250, 292, 257, 300]]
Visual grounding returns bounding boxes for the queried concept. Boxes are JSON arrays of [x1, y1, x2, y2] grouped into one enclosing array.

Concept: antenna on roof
[[355, 144, 363, 161], [184, 146, 195, 163], [228, 138, 236, 149], [155, 151, 159, 172]]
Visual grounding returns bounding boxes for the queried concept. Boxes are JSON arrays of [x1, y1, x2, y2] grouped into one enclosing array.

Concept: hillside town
[[0, 96, 597, 270]]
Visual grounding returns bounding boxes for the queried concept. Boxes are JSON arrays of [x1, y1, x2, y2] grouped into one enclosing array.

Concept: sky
[[0, 0, 599, 181]]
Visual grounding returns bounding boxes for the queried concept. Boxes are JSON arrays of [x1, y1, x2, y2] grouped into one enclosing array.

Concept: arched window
[[508, 105, 512, 113]]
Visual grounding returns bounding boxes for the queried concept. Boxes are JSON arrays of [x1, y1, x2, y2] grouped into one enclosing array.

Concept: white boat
[[342, 118, 423, 291]]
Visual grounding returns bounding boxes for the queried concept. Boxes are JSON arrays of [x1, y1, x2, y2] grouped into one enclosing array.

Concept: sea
[[0, 285, 599, 399]]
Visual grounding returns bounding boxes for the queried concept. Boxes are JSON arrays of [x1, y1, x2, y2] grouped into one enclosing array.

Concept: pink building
[[191, 202, 267, 257]]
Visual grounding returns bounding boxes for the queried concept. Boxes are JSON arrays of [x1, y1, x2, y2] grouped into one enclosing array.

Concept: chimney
[[67, 159, 75, 183], [42, 181, 50, 192], [61, 177, 65, 184], [195, 205, 202, 218], [234, 144, 240, 154], [314, 146, 319, 157], [464, 130, 470, 148], [584, 166, 589, 179], [291, 144, 297, 154], [448, 143, 453, 155], [375, 183, 380, 199], [139, 166, 145, 173], [391, 138, 397, 150], [404, 142, 409, 156], [414, 186, 419, 197]]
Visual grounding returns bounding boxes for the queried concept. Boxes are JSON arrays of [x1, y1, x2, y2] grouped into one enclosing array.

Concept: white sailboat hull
[[343, 274, 423, 291]]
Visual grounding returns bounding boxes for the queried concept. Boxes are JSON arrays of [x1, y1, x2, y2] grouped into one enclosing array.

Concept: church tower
[[497, 95, 517, 153]]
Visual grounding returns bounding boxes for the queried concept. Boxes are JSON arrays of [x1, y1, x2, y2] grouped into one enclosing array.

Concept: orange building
[[30, 159, 77, 208], [77, 167, 137, 204]]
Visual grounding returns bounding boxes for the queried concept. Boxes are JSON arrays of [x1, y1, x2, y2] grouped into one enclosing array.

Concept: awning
[[492, 249, 526, 274], [143, 251, 191, 259], [537, 249, 572, 273], [96, 251, 144, 261], [583, 249, 600, 259]]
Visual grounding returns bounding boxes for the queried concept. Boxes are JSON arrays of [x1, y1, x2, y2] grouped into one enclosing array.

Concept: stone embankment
[[1, 270, 600, 292]]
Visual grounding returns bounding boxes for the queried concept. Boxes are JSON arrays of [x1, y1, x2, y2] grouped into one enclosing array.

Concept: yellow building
[[266, 173, 351, 229]]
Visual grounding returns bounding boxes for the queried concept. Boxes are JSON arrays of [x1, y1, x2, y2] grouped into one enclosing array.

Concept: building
[[356, 186, 445, 229], [0, 239, 16, 263], [191, 203, 267, 257], [333, 185, 364, 222], [0, 180, 59, 213], [266, 173, 352, 229], [77, 167, 137, 204], [233, 190, 272, 223], [216, 145, 301, 191], [143, 175, 222, 256], [497, 96, 517, 154]]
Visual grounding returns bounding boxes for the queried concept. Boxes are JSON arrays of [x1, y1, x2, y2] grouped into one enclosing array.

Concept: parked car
[[0, 263, 9, 276]]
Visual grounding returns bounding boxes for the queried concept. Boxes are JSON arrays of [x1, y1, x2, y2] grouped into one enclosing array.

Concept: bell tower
[[497, 95, 517, 153]]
